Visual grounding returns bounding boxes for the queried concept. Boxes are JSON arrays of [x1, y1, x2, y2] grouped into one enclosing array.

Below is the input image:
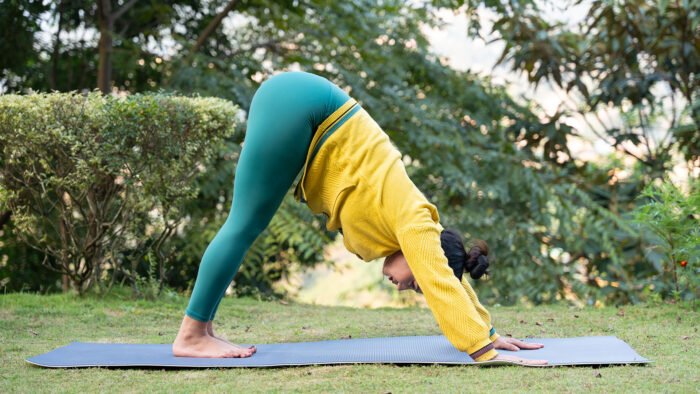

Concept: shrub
[[632, 178, 699, 300], [0, 91, 237, 294]]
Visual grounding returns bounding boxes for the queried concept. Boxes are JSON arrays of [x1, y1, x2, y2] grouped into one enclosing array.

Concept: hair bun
[[465, 240, 490, 280], [440, 230, 491, 281], [469, 255, 489, 279]]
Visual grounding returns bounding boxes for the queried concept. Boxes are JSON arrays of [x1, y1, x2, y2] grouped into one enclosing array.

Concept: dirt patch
[[103, 309, 126, 318]]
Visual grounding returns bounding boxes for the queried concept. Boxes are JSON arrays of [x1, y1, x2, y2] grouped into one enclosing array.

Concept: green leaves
[[0, 91, 237, 294], [632, 178, 699, 300]]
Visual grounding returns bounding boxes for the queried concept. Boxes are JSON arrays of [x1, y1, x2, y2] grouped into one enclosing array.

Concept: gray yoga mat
[[26, 335, 649, 368]]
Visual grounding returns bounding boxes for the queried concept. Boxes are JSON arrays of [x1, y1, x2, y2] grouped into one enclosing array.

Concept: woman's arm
[[459, 277, 500, 342], [396, 212, 497, 362]]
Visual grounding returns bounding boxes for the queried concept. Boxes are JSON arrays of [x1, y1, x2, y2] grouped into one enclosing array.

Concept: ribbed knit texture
[[460, 278, 501, 343], [296, 100, 498, 361]]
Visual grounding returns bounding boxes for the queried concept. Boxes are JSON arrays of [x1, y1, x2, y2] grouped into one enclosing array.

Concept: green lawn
[[1, 290, 697, 393]]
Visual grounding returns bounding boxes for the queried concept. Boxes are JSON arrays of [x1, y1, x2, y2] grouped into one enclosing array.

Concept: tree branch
[[229, 39, 286, 57], [112, 0, 140, 22], [191, 0, 239, 56]]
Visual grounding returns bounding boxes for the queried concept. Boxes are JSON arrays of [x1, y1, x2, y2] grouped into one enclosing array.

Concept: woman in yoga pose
[[172, 71, 546, 365]]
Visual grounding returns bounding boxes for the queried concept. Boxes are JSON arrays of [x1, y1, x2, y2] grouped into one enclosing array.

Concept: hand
[[490, 354, 548, 366], [493, 336, 544, 351]]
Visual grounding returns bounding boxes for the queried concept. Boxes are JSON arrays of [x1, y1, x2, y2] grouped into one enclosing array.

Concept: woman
[[172, 71, 546, 365]]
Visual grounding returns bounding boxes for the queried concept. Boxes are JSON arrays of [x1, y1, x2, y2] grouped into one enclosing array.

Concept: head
[[382, 228, 490, 293]]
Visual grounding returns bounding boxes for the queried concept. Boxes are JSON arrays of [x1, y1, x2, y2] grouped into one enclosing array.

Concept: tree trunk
[[0, 210, 11, 231], [49, 1, 65, 91], [96, 0, 113, 94]]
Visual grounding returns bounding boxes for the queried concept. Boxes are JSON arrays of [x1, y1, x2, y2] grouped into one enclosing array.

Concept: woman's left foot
[[207, 321, 256, 353]]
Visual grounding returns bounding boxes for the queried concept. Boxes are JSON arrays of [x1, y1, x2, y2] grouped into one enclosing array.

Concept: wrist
[[489, 326, 500, 342], [470, 342, 497, 361]]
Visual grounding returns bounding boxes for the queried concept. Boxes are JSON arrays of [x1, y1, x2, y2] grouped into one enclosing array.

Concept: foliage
[[421, 0, 699, 304], [632, 178, 700, 300], [0, 92, 236, 294], [0, 221, 63, 293], [468, 0, 699, 176], [1, 0, 697, 304]]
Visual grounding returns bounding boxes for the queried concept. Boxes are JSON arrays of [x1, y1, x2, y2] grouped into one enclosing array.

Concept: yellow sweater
[[294, 98, 499, 361]]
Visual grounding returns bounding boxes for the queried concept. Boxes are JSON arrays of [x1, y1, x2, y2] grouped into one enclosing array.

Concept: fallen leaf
[[682, 336, 690, 340]]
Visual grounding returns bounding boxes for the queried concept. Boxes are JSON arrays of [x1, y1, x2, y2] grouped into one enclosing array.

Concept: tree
[[468, 0, 699, 178], [3, 0, 691, 303]]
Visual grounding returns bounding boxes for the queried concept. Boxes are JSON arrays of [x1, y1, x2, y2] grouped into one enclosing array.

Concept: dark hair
[[440, 228, 490, 280]]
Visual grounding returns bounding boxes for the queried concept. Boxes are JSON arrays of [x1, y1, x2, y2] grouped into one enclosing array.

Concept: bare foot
[[172, 315, 255, 358], [490, 354, 548, 366], [207, 321, 256, 354]]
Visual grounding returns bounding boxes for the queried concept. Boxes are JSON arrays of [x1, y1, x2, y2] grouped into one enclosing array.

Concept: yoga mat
[[26, 335, 649, 368]]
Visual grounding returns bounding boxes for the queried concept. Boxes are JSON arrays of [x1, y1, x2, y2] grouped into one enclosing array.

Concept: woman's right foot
[[172, 315, 255, 358]]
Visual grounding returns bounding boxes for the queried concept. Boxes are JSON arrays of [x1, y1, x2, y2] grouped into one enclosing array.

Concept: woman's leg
[[174, 71, 350, 357]]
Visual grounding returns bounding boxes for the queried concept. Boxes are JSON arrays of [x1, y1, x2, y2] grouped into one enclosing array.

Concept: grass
[[0, 288, 698, 393]]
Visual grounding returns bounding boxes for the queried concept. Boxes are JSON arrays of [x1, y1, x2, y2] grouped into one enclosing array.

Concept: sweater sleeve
[[396, 213, 498, 362], [460, 277, 500, 342]]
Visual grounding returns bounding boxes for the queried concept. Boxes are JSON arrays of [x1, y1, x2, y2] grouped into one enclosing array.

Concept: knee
[[222, 216, 266, 243]]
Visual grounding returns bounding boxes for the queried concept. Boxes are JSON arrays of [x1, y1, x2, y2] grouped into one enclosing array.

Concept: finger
[[494, 341, 519, 351], [512, 339, 544, 349], [523, 342, 544, 349], [513, 357, 547, 366], [526, 359, 548, 366], [493, 355, 547, 366]]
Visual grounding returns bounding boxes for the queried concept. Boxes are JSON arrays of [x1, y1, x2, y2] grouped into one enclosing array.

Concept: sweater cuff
[[489, 326, 500, 342], [468, 337, 498, 362]]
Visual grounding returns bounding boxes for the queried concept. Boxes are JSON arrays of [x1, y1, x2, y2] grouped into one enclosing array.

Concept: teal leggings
[[185, 71, 351, 322]]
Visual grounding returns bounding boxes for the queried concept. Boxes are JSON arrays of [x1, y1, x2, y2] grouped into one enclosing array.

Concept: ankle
[[177, 315, 209, 337]]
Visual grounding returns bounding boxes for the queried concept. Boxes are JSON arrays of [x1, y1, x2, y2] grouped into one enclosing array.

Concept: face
[[382, 251, 421, 293]]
